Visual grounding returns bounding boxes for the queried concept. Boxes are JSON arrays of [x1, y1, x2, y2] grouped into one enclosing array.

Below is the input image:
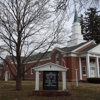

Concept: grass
[[0, 81, 100, 100]]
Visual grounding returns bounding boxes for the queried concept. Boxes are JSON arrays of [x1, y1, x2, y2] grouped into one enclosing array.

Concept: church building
[[0, 10, 100, 81]]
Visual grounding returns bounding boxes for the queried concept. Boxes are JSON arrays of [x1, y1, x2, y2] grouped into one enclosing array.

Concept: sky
[[0, 0, 100, 58]]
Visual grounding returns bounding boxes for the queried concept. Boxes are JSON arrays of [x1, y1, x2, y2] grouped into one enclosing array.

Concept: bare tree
[[0, 0, 99, 90]]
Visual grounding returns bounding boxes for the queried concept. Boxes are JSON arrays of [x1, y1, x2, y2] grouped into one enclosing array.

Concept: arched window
[[55, 54, 59, 64]]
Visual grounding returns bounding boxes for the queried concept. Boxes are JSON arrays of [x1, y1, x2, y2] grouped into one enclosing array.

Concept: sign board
[[43, 71, 58, 90]]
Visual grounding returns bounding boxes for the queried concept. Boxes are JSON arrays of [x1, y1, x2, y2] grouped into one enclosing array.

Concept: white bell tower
[[67, 9, 86, 47]]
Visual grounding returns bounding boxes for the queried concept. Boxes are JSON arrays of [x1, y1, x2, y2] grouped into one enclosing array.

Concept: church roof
[[59, 42, 87, 53], [79, 44, 98, 52], [7, 51, 52, 62], [25, 51, 51, 62], [7, 41, 98, 63]]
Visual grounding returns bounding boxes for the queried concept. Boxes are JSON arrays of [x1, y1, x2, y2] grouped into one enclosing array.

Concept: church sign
[[43, 71, 58, 90]]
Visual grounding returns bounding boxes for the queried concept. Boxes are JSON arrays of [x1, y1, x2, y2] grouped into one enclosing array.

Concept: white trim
[[79, 57, 82, 80], [31, 67, 34, 74], [62, 71, 66, 90], [33, 62, 69, 71], [96, 57, 99, 77], [11, 58, 51, 64], [35, 71, 39, 90], [83, 74, 87, 76], [52, 47, 66, 54], [25, 66, 27, 75], [88, 44, 100, 52], [67, 53, 78, 57], [86, 54, 90, 78]]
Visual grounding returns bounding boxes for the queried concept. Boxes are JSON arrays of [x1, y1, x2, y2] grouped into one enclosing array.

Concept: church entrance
[[90, 67, 95, 77]]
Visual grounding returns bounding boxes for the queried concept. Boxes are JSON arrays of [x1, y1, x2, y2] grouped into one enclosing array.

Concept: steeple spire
[[74, 9, 79, 23], [67, 8, 86, 47]]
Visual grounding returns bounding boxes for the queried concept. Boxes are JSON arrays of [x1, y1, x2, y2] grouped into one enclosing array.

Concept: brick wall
[[0, 69, 4, 81], [4, 50, 91, 82], [67, 56, 79, 81]]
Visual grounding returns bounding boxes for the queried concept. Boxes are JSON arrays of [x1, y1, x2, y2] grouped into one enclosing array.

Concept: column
[[35, 71, 39, 90], [96, 57, 99, 77], [86, 54, 90, 78], [62, 71, 66, 91], [79, 57, 82, 80], [5, 71, 8, 81]]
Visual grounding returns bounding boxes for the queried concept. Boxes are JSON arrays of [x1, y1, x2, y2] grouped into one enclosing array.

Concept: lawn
[[0, 81, 100, 100]]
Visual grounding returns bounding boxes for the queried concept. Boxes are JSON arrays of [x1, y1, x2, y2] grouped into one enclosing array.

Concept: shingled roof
[[7, 41, 98, 63], [79, 44, 98, 52], [26, 42, 88, 61], [25, 51, 52, 62], [59, 42, 87, 53], [7, 51, 52, 62]]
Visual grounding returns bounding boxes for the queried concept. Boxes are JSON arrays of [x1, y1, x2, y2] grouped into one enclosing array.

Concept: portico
[[33, 62, 68, 91], [79, 53, 100, 80]]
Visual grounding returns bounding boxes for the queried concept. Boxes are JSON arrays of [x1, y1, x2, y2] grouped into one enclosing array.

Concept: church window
[[55, 54, 59, 64], [31, 67, 34, 74], [83, 66, 86, 75], [25, 66, 27, 75]]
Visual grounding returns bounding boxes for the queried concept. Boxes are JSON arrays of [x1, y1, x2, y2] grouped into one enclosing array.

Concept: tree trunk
[[16, 76, 22, 90]]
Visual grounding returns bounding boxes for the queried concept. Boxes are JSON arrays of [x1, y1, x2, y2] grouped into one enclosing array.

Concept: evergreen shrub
[[87, 78, 100, 83]]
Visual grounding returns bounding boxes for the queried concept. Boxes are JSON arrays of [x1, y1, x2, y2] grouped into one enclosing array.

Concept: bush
[[87, 78, 100, 83]]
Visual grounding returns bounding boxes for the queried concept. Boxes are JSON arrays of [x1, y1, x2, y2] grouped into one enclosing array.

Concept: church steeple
[[74, 9, 79, 23], [67, 9, 86, 47]]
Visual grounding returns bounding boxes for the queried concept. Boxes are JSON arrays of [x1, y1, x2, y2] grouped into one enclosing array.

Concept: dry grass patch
[[0, 81, 100, 100]]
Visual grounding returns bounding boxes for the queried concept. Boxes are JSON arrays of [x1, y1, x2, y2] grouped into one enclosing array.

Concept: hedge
[[87, 78, 100, 83]]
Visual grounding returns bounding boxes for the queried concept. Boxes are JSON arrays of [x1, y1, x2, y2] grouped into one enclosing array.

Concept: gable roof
[[79, 44, 98, 52], [7, 51, 52, 63], [34, 62, 68, 71], [25, 51, 52, 62], [59, 42, 87, 53], [6, 41, 98, 63]]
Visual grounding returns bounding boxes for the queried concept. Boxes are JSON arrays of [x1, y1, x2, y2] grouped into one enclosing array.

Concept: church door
[[90, 68, 95, 77]]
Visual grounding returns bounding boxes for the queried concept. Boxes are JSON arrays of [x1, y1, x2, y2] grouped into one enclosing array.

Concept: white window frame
[[25, 66, 27, 75], [83, 66, 86, 76], [31, 67, 34, 74], [55, 54, 59, 64], [99, 67, 100, 75]]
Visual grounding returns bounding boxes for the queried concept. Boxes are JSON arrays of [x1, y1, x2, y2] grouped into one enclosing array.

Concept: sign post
[[75, 69, 78, 87]]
